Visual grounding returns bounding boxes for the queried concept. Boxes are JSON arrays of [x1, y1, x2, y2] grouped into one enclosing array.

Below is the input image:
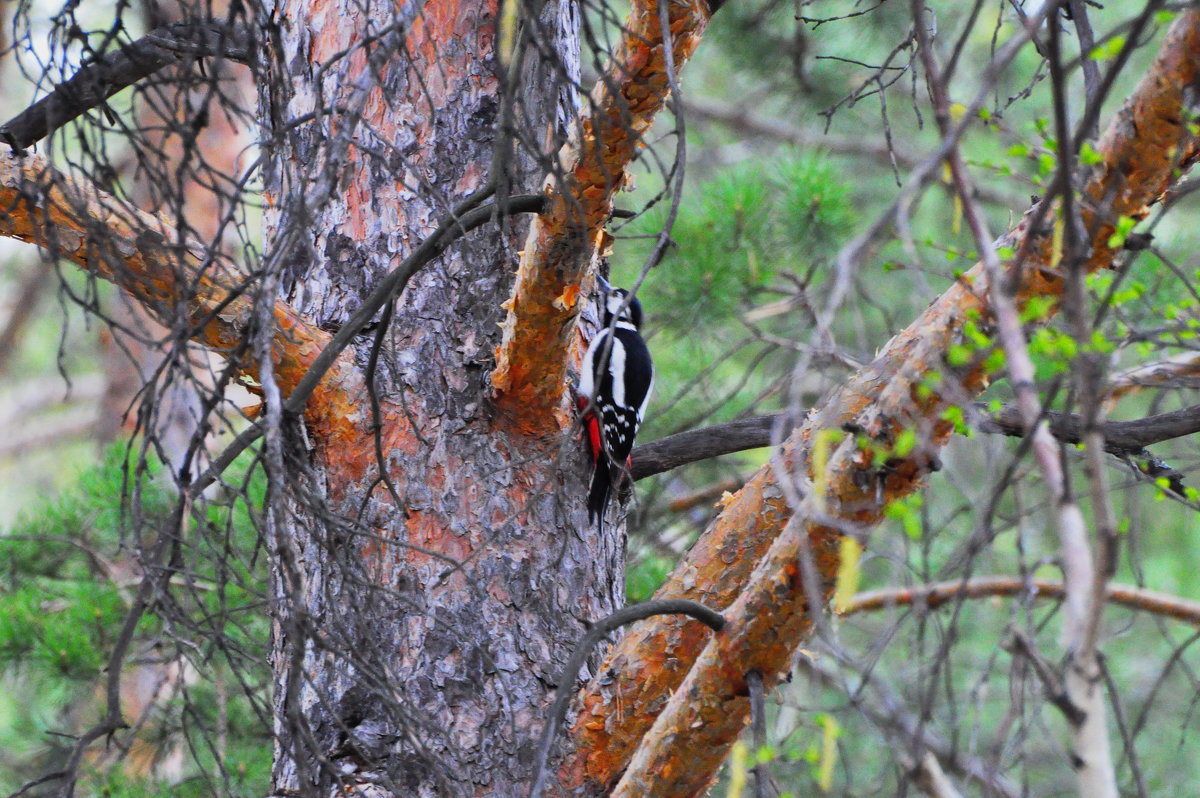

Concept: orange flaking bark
[[490, 0, 715, 435], [0, 146, 363, 446], [564, 9, 1200, 796]]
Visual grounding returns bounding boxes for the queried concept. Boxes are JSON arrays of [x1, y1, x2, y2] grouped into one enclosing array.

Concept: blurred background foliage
[[0, 447, 272, 794], [4, 0, 1200, 794]]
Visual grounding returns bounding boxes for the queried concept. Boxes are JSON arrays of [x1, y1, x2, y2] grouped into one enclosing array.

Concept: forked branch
[[489, 0, 719, 433]]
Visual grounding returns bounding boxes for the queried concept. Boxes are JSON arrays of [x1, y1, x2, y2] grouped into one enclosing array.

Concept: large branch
[[0, 147, 363, 443], [561, 10, 1200, 795], [489, 0, 718, 433], [0, 142, 550, 494]]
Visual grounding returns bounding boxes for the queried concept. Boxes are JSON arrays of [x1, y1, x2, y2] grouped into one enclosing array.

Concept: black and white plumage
[[579, 280, 654, 531]]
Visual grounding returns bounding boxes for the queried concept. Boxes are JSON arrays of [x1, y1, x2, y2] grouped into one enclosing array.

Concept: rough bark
[[0, 0, 708, 786], [256, 0, 625, 794], [561, 10, 1200, 795]]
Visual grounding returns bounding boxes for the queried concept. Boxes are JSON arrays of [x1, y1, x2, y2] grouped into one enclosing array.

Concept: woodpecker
[[579, 277, 654, 531]]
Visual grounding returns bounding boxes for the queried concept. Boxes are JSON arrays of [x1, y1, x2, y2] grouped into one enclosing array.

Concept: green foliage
[[0, 443, 272, 794], [619, 151, 855, 320], [0, 449, 170, 681], [613, 151, 855, 435], [626, 552, 676, 602]]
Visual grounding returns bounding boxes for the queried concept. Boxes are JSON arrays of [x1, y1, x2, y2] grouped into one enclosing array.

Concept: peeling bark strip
[[0, 147, 361, 436], [490, 0, 715, 433], [563, 11, 1200, 795]]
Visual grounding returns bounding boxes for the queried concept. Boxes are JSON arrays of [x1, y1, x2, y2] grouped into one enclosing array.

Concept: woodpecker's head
[[598, 277, 643, 330]]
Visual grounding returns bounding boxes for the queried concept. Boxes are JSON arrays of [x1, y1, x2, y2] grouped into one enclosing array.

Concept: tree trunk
[[257, 0, 615, 794]]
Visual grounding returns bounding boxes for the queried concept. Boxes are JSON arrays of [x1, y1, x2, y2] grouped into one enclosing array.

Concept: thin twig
[[746, 669, 771, 798], [843, 576, 1200, 626]]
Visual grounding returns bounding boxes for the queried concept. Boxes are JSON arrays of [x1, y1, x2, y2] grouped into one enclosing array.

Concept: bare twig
[[843, 576, 1200, 626], [1005, 628, 1086, 726], [793, 656, 1021, 798], [912, 752, 965, 798], [1108, 352, 1200, 400], [917, 4, 1117, 791], [682, 95, 1019, 206], [746, 670, 771, 798]]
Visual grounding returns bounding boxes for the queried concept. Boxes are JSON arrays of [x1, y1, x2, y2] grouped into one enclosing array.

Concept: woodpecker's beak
[[596, 274, 612, 293]]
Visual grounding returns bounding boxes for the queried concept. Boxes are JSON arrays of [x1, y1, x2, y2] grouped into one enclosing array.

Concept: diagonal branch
[[0, 19, 251, 151], [0, 146, 347, 403], [562, 9, 1200, 796], [0, 145, 549, 494], [489, 0, 719, 433]]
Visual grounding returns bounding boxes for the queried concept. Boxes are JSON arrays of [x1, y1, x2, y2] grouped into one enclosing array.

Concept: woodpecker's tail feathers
[[587, 462, 614, 533]]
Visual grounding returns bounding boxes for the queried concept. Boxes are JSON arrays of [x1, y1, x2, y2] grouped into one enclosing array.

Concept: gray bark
[[256, 0, 618, 794]]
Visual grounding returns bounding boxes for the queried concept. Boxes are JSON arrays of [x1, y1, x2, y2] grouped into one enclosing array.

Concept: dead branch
[[0, 147, 333, 390], [843, 576, 1200, 626], [1108, 351, 1200, 401], [630, 402, 1200, 480], [0, 19, 251, 151]]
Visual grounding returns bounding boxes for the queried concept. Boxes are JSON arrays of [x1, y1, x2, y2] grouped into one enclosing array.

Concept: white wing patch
[[607, 336, 628, 407]]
